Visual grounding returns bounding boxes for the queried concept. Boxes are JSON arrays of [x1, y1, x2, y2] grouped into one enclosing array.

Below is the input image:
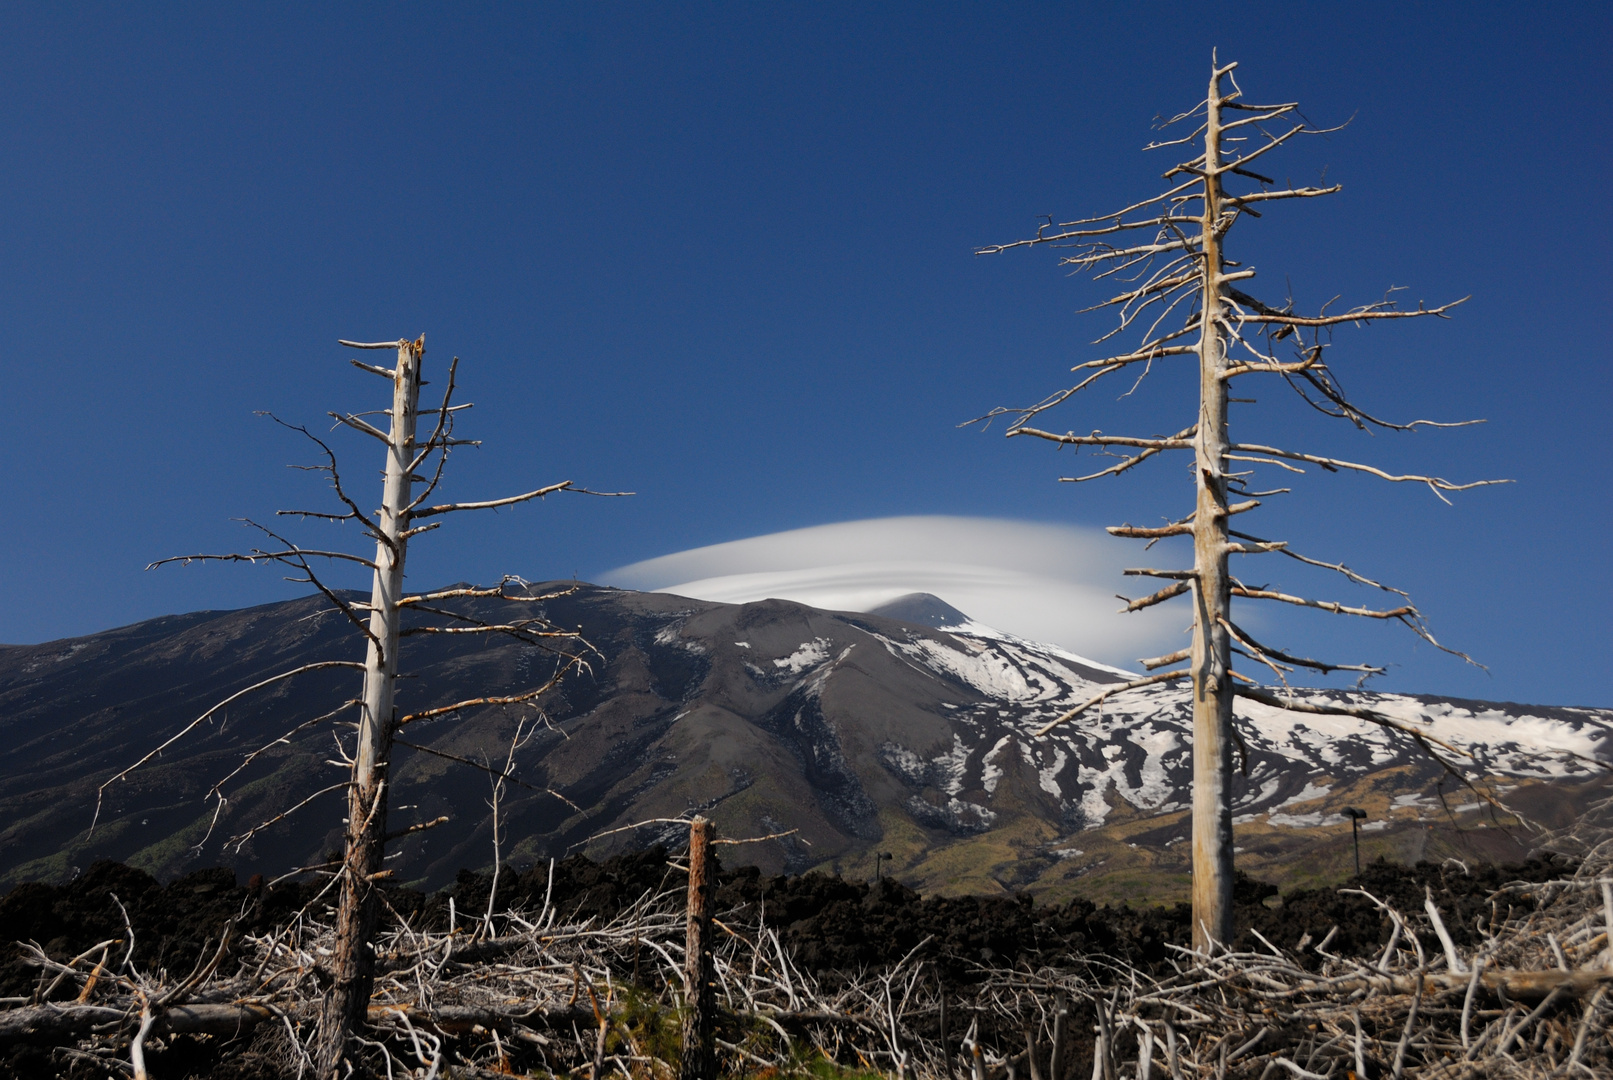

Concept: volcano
[[1, 584, 1607, 901]]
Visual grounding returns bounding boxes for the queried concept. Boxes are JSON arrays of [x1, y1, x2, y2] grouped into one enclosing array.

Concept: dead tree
[[975, 57, 1505, 953], [95, 335, 607, 1075], [681, 816, 717, 1080]]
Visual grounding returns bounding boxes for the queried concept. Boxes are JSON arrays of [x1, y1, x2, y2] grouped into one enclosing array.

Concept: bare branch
[[1221, 618, 1385, 678], [1217, 105, 1300, 132], [1108, 522, 1191, 539], [395, 667, 581, 728], [1231, 686, 1517, 815], [1233, 644, 1294, 688], [1280, 365, 1483, 432], [413, 480, 574, 520], [1143, 122, 1208, 150], [397, 521, 442, 540], [1229, 583, 1413, 620], [975, 177, 1205, 255], [1224, 539, 1290, 555], [225, 782, 351, 853], [713, 828, 802, 847], [204, 699, 361, 804], [960, 332, 1202, 431], [1233, 296, 1468, 328], [405, 354, 464, 505], [1140, 648, 1191, 670], [394, 738, 581, 814], [349, 358, 396, 379], [1210, 120, 1308, 175], [1230, 580, 1483, 667], [1013, 430, 1195, 451], [1229, 530, 1411, 598], [259, 413, 380, 534], [399, 579, 579, 607], [1117, 580, 1191, 612], [400, 621, 577, 639], [1228, 442, 1510, 502], [1008, 425, 1196, 483], [1225, 186, 1342, 209], [1232, 685, 1468, 758], [91, 661, 364, 835], [569, 815, 701, 851], [1110, 501, 1260, 547], [1033, 671, 1190, 736], [383, 815, 449, 844], [328, 411, 392, 444], [147, 542, 378, 572], [231, 520, 383, 653], [398, 615, 586, 657]]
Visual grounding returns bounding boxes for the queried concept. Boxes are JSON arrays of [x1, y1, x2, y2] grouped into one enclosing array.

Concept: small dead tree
[[681, 815, 718, 1080], [95, 335, 611, 1074], [975, 57, 1505, 952]]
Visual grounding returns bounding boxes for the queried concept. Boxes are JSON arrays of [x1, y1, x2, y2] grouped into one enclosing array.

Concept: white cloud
[[601, 516, 1187, 668]]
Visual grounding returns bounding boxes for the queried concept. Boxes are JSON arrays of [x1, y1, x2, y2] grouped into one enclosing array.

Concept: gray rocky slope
[[1, 584, 1606, 899]]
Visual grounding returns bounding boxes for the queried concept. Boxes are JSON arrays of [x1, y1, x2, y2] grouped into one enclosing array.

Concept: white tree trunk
[[1189, 72, 1236, 954], [316, 336, 424, 1074]]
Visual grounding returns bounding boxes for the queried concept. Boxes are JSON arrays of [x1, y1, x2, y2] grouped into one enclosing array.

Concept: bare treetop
[[975, 59, 1492, 464]]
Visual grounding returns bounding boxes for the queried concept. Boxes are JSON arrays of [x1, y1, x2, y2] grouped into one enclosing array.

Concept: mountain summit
[[865, 592, 974, 629], [1, 584, 1606, 900]]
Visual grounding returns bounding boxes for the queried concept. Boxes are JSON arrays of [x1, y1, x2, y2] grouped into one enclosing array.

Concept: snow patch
[[653, 622, 706, 653], [774, 638, 832, 673], [981, 735, 1014, 794], [1277, 782, 1332, 808], [1078, 780, 1114, 828], [1267, 811, 1347, 828], [879, 743, 926, 786], [934, 735, 970, 797], [1037, 747, 1068, 799]]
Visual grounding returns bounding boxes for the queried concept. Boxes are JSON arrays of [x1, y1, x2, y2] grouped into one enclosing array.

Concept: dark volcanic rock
[[2, 850, 1577, 997], [0, 861, 324, 999], [0, 848, 1578, 1080]]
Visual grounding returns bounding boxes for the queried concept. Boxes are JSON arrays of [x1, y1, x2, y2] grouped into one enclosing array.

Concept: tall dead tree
[[96, 335, 607, 1074], [317, 336, 437, 1074], [976, 57, 1504, 952]]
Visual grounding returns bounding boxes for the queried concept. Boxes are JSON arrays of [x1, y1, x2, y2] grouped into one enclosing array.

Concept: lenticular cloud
[[601, 516, 1184, 669]]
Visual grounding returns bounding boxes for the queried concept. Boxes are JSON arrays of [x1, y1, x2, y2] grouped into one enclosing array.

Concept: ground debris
[[0, 840, 1606, 1078]]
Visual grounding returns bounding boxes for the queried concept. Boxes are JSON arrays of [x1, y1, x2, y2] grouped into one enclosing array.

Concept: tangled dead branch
[[5, 842, 1610, 1079]]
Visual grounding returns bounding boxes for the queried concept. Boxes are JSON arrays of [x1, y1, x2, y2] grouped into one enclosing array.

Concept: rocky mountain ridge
[[1, 584, 1606, 900]]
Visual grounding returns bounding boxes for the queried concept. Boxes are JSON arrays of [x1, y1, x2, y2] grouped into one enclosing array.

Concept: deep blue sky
[[1, 3, 1607, 706]]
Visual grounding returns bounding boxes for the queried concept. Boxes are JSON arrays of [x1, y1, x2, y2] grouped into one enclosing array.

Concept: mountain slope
[[1, 584, 1607, 898]]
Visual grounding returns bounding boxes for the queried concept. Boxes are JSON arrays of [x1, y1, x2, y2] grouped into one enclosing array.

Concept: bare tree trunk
[[939, 988, 957, 1080], [680, 815, 716, 1080], [1189, 70, 1236, 955], [316, 336, 424, 1075], [1050, 995, 1068, 1080]]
